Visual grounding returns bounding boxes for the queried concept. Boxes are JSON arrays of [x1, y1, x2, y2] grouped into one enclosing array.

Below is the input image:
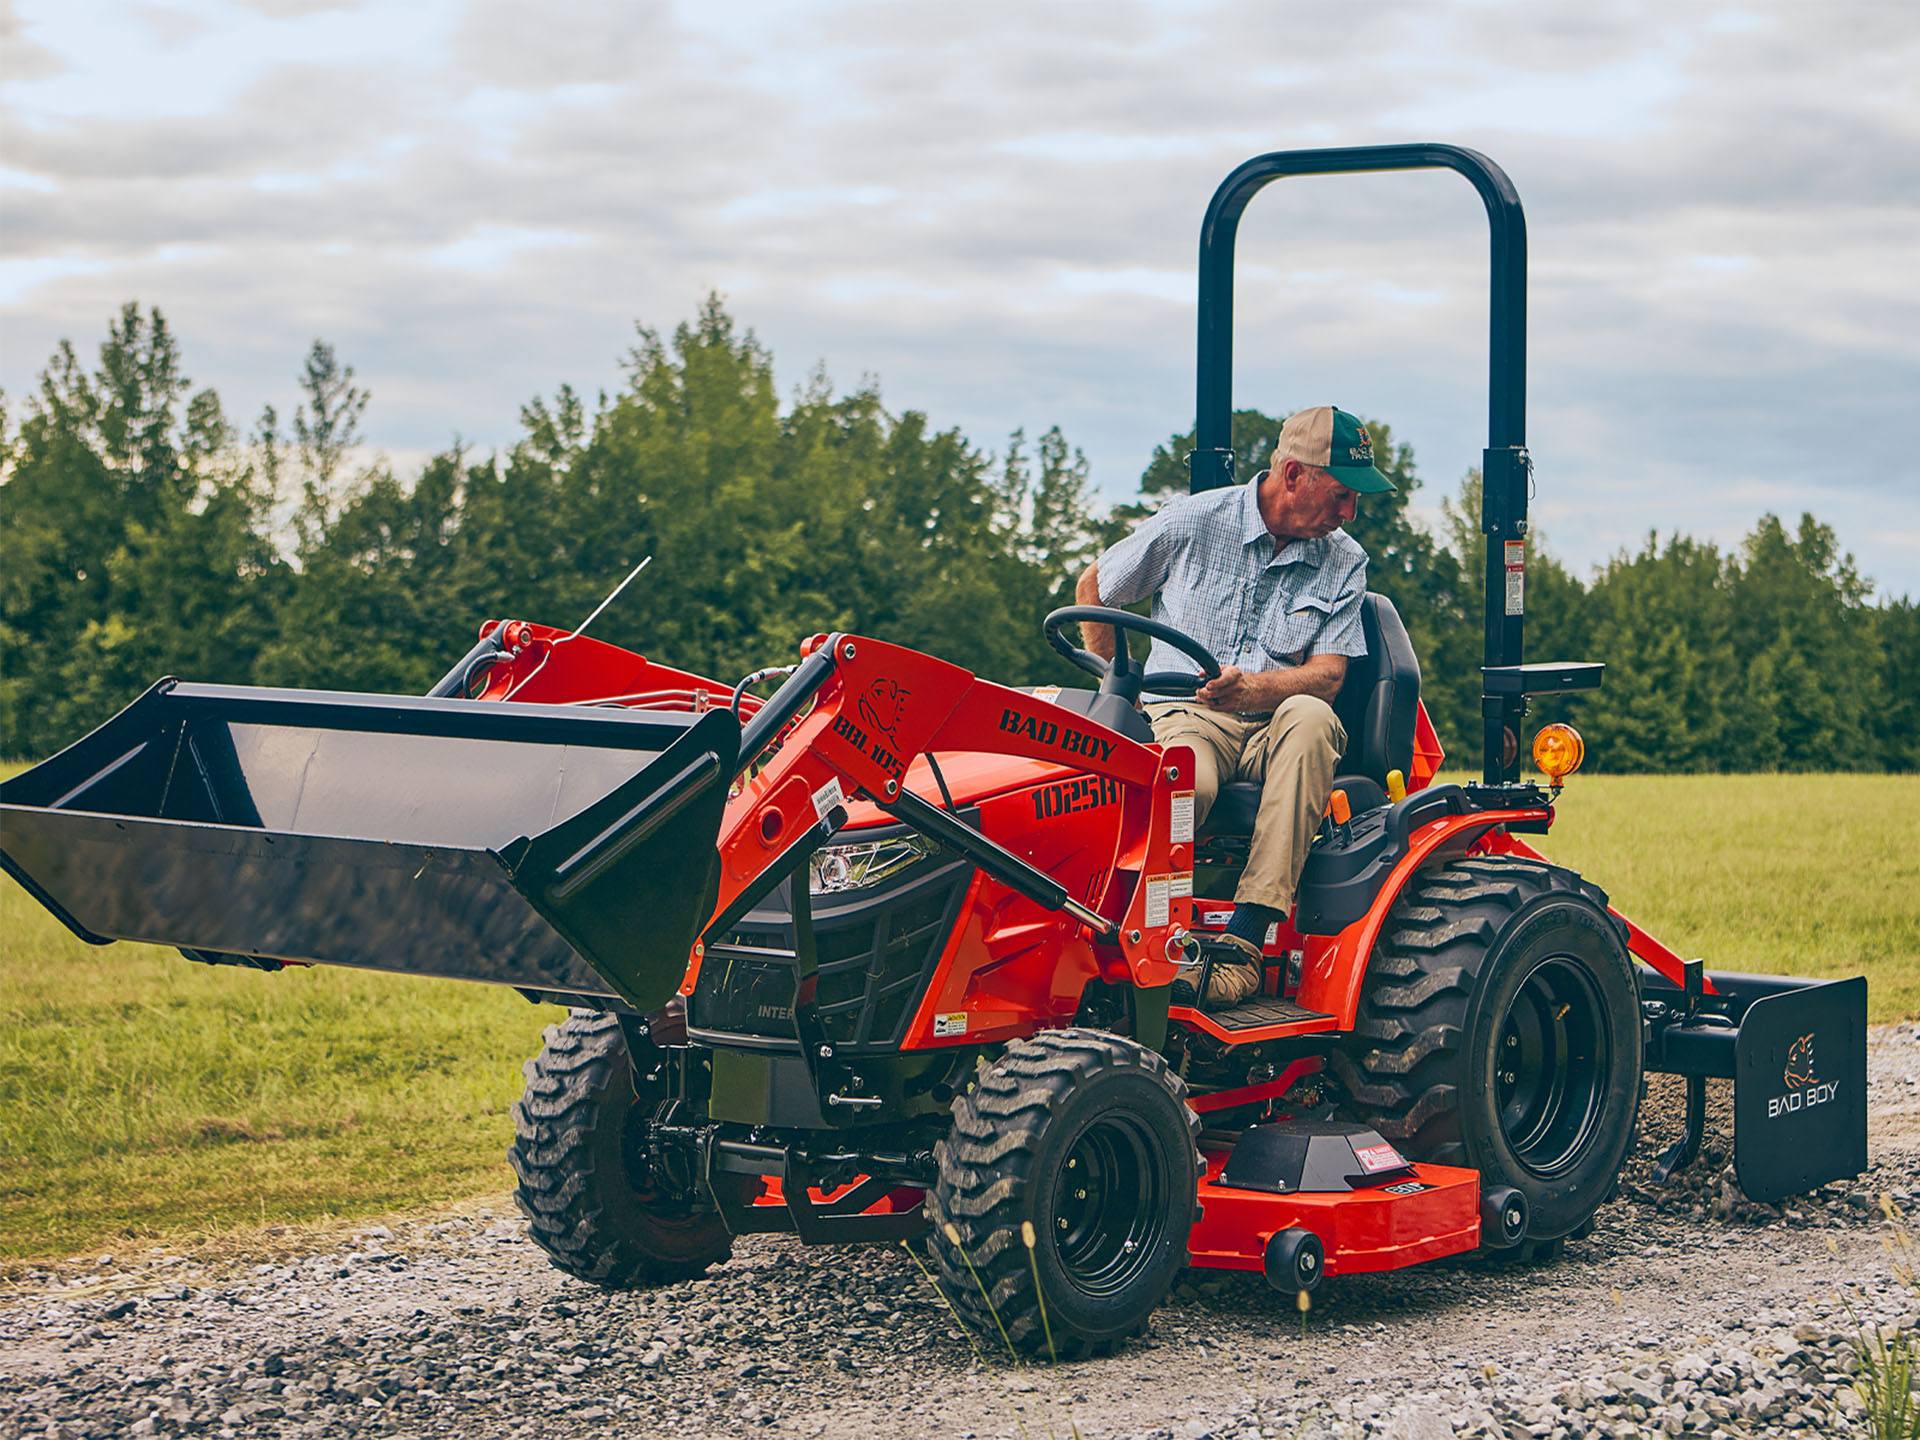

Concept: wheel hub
[[1049, 1115, 1169, 1298], [1494, 956, 1609, 1177]]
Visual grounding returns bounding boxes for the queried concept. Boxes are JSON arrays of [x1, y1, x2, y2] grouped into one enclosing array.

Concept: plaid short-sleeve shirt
[[1095, 474, 1369, 680]]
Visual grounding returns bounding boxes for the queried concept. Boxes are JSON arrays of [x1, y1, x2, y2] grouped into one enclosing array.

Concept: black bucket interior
[[0, 680, 740, 1010]]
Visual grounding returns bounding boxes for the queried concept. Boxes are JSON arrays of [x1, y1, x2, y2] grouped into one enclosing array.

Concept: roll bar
[[1188, 143, 1556, 784]]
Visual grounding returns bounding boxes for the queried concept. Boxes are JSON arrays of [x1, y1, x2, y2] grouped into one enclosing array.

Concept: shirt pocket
[[1261, 594, 1334, 666]]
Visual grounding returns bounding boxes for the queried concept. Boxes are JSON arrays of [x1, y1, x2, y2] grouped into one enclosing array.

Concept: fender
[[1499, 835, 1708, 994], [1294, 808, 1550, 1028]]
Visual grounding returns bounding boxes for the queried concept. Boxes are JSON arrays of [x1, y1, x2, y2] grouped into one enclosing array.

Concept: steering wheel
[[1042, 606, 1223, 702]]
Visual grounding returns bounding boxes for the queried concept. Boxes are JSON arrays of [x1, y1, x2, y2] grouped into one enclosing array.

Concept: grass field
[[1, 770, 1915, 1269]]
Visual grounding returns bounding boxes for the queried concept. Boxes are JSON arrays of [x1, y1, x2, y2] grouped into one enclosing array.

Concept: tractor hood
[[0, 679, 739, 1011]]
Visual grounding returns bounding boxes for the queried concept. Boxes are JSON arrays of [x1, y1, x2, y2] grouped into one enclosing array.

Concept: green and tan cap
[[1273, 406, 1397, 494]]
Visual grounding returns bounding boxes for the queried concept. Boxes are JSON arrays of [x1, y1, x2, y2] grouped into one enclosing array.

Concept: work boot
[[1171, 933, 1264, 1010]]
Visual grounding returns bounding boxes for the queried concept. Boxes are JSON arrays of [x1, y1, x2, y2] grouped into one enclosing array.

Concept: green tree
[[289, 340, 370, 550], [1873, 599, 1920, 770], [1, 306, 284, 754], [1569, 535, 1734, 771], [1725, 514, 1882, 770]]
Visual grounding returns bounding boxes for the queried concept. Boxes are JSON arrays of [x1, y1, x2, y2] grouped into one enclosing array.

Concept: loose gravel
[[4, 1024, 1918, 1440]]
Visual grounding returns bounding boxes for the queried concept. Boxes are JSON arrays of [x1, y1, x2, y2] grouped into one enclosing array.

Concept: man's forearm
[[1074, 562, 1118, 661], [1242, 656, 1345, 710]]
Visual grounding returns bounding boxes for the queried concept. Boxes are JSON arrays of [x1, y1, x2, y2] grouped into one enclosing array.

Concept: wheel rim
[[1494, 956, 1609, 1177], [1049, 1114, 1169, 1298]]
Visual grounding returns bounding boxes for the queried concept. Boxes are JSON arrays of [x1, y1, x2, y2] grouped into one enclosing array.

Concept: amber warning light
[[1531, 724, 1585, 788]]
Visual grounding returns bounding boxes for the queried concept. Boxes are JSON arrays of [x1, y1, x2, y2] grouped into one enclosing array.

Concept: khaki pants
[[1147, 695, 1347, 916]]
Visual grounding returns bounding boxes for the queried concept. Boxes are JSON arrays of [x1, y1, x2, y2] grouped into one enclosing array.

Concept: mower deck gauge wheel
[[1263, 1226, 1324, 1294]]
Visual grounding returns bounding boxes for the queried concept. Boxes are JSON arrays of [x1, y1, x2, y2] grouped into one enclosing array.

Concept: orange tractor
[[0, 144, 1866, 1355]]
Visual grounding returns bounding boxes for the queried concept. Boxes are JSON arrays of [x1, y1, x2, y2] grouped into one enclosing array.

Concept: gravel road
[[5, 1025, 1917, 1440]]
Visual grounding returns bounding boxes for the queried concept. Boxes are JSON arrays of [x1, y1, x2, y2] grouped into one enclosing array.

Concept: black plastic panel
[[1216, 1120, 1417, 1194], [1733, 977, 1868, 1204], [690, 853, 971, 1052]]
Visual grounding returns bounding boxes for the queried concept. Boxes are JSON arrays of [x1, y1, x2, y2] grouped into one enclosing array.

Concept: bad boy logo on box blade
[[997, 707, 1115, 764], [1784, 1033, 1816, 1088], [1769, 1031, 1841, 1120]]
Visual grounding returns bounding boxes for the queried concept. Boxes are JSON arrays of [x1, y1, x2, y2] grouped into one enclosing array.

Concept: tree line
[[2, 299, 1913, 771]]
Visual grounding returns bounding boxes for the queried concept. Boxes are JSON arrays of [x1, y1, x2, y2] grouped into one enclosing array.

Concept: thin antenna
[[568, 556, 652, 641]]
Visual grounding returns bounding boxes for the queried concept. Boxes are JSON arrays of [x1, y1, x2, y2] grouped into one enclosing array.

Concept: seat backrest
[[1331, 593, 1421, 786]]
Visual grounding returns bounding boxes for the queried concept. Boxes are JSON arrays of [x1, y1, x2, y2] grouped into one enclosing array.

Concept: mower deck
[[1186, 1151, 1482, 1279]]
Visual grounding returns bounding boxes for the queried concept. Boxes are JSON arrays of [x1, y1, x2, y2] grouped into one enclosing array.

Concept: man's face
[[1297, 464, 1360, 536]]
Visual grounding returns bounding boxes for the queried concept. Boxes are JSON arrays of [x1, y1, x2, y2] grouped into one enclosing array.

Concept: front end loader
[[0, 145, 1868, 1357]]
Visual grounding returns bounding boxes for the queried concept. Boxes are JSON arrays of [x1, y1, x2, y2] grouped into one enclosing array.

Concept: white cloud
[[1, 0, 1915, 595]]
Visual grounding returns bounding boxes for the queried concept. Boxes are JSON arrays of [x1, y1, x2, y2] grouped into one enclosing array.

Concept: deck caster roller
[[1263, 1227, 1324, 1294], [1480, 1185, 1529, 1250]]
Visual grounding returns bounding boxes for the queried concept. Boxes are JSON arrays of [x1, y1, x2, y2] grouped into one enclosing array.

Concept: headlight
[[807, 834, 936, 894]]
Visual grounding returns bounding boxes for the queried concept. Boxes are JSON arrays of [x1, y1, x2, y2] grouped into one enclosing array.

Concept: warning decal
[[1170, 791, 1195, 844], [1144, 876, 1171, 927], [1354, 1141, 1407, 1174]]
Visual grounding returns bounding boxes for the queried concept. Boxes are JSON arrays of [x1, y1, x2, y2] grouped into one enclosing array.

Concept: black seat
[[1196, 593, 1421, 839]]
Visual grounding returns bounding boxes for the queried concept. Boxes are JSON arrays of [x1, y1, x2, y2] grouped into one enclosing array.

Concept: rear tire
[[928, 1029, 1200, 1358], [1331, 857, 1642, 1246], [510, 1011, 731, 1288]]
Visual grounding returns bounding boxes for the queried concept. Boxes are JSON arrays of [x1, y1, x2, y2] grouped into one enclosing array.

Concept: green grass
[[0, 756, 560, 1264], [0, 770, 1914, 1269], [1525, 773, 1920, 1017]]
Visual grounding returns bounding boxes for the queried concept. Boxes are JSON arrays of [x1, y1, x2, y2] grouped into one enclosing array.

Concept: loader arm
[[689, 634, 1194, 998]]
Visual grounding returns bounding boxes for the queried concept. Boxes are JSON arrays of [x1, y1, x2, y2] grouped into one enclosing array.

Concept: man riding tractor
[[1075, 404, 1397, 1007]]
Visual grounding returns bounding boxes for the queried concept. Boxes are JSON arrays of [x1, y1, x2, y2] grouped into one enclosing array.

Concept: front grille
[[689, 857, 970, 1050]]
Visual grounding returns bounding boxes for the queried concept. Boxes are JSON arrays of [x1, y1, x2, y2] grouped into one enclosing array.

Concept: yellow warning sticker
[[933, 1012, 969, 1037]]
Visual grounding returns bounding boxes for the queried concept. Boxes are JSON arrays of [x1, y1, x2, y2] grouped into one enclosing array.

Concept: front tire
[[509, 1011, 731, 1288], [928, 1029, 1200, 1358], [1331, 857, 1642, 1247]]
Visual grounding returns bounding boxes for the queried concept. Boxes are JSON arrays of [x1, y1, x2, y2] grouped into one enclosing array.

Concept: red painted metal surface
[[681, 635, 1194, 1017], [472, 621, 766, 715], [756, 1178, 925, 1215], [1294, 808, 1552, 1028], [1186, 1151, 1482, 1276], [1409, 701, 1445, 791], [753, 1152, 1481, 1286], [467, 618, 1708, 1058]]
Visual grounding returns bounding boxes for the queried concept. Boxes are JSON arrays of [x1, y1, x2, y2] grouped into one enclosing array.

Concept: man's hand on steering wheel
[[1042, 606, 1222, 703]]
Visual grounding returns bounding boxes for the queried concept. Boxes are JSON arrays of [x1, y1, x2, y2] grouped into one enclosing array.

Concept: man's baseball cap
[[1273, 406, 1397, 494]]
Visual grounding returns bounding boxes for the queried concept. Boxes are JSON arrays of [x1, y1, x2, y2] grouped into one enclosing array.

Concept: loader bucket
[[0, 680, 740, 1011]]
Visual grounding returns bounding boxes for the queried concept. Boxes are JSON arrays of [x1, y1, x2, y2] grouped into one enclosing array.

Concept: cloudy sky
[[4, 0, 1916, 595]]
